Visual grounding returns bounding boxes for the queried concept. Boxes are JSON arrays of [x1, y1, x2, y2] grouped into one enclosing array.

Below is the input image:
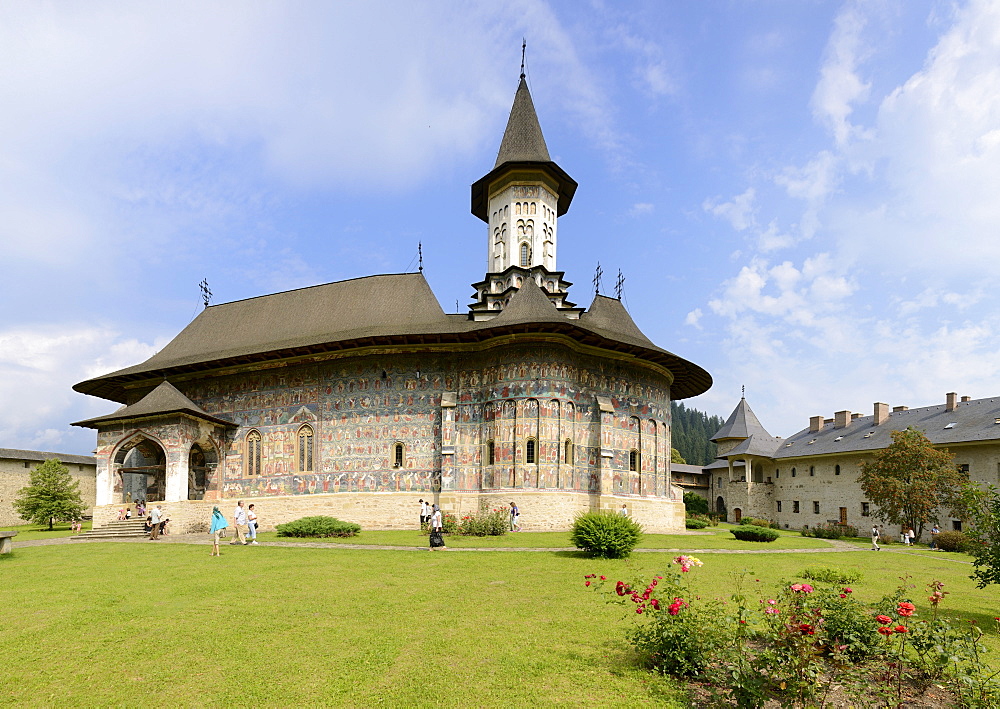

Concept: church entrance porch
[[114, 436, 167, 503]]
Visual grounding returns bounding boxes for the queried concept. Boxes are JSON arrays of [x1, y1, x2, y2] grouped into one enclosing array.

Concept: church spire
[[493, 75, 551, 167]]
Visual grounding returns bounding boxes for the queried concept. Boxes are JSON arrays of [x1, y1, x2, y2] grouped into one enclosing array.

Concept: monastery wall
[[90, 490, 684, 534], [0, 457, 96, 527]]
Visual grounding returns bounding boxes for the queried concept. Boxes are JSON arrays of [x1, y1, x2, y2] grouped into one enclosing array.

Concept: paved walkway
[[16, 534, 970, 560]]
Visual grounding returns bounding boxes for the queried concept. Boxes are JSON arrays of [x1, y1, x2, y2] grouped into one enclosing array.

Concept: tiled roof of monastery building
[[73, 380, 235, 429], [773, 397, 1000, 459], [74, 272, 712, 404], [0, 448, 95, 465], [711, 398, 772, 441], [725, 432, 785, 458]]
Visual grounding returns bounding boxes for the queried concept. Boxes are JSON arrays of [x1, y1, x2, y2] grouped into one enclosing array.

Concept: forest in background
[[671, 401, 725, 466]]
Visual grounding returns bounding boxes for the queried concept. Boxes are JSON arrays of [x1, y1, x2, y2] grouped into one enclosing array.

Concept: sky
[[2, 0, 1000, 456]]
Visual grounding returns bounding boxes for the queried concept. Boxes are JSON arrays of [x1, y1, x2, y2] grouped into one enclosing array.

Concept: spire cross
[[593, 262, 603, 296], [199, 278, 212, 308], [418, 242, 423, 272], [614, 269, 625, 300], [520, 39, 526, 79], [742, 385, 746, 398]]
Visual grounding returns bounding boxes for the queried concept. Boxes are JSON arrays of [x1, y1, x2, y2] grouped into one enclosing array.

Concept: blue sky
[[3, 0, 999, 455]]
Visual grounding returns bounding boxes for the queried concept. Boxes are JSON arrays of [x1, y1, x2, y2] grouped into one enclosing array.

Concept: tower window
[[298, 425, 314, 472], [520, 242, 530, 267], [629, 449, 640, 471], [246, 430, 262, 477], [393, 442, 404, 468], [525, 438, 536, 464], [486, 440, 495, 465]]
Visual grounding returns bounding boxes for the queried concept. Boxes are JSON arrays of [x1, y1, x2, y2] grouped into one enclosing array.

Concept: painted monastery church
[[72, 74, 712, 532]]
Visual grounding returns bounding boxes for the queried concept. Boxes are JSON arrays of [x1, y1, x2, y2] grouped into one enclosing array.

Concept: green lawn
[[256, 527, 835, 550], [2, 540, 996, 706], [0, 521, 92, 541]]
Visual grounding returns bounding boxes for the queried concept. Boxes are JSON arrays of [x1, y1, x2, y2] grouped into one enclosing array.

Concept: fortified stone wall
[[90, 490, 684, 534], [0, 457, 96, 527]]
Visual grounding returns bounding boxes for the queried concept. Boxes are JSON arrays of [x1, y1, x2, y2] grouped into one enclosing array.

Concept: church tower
[[468, 71, 581, 321]]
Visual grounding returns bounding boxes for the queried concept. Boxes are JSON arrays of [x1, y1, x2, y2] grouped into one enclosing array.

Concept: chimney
[[874, 402, 889, 425], [851, 413, 861, 420], [961, 395, 971, 403], [946, 392, 958, 412], [893, 406, 908, 412], [809, 415, 824, 433], [834, 410, 851, 428]]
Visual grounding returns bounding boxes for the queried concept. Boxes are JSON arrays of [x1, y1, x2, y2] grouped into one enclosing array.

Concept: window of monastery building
[[809, 466, 815, 476], [245, 430, 262, 477], [813, 501, 820, 514], [393, 441, 404, 469], [835, 464, 840, 475], [793, 501, 800, 513], [861, 502, 870, 517], [486, 440, 495, 465], [776, 501, 782, 513], [791, 467, 797, 477], [629, 449, 640, 471], [298, 425, 314, 472], [525, 438, 536, 464], [564, 439, 573, 465]]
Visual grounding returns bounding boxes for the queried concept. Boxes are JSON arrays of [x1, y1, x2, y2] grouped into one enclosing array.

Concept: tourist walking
[[419, 499, 429, 528], [429, 504, 446, 550], [930, 524, 940, 550], [871, 524, 880, 551], [209, 507, 228, 556], [620, 504, 629, 517], [149, 505, 163, 540], [510, 501, 521, 532], [906, 526, 915, 546], [247, 504, 259, 545], [231, 501, 249, 545]]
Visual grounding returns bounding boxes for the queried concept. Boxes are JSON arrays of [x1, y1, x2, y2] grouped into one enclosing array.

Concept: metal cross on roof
[[418, 242, 423, 272], [615, 269, 625, 300], [520, 38, 526, 79], [593, 262, 603, 296], [199, 278, 212, 308]]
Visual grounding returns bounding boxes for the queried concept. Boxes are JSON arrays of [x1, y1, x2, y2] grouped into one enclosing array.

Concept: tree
[[857, 427, 966, 539], [956, 483, 1000, 588], [12, 459, 87, 530], [683, 491, 709, 516], [671, 447, 686, 464]]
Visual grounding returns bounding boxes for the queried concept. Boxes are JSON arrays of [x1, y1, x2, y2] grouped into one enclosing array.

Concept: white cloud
[[703, 187, 756, 231], [0, 325, 163, 451], [685, 308, 703, 328], [628, 202, 654, 217], [811, 3, 871, 148]]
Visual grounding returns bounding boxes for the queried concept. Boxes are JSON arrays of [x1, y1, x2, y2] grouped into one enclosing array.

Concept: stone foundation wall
[[92, 490, 685, 535]]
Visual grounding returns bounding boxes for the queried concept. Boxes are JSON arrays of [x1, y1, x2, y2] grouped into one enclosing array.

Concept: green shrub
[[685, 518, 710, 529], [934, 530, 970, 552], [458, 506, 508, 536], [570, 511, 643, 558], [801, 523, 859, 539], [683, 491, 709, 516], [743, 517, 775, 528], [815, 589, 882, 661], [276, 516, 360, 538], [730, 525, 779, 542], [800, 566, 863, 585]]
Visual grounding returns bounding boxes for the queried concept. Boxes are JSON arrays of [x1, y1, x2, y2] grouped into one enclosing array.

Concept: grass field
[[2, 536, 997, 707], [1, 521, 92, 541]]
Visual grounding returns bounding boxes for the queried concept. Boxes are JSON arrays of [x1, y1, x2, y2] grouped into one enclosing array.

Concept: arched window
[[486, 440, 495, 465], [297, 425, 314, 472], [809, 466, 815, 477], [629, 449, 640, 471], [393, 442, 404, 468], [835, 464, 841, 476], [245, 430, 261, 477], [525, 438, 536, 464], [520, 242, 530, 266], [791, 467, 797, 477], [530, 202, 536, 214], [564, 439, 573, 465]]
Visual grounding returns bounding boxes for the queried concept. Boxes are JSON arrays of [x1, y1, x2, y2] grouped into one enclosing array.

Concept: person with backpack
[[871, 524, 880, 551]]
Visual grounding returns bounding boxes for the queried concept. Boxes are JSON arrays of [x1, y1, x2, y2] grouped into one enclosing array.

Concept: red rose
[[895, 625, 908, 633], [878, 627, 893, 636], [585, 581, 591, 587], [876, 615, 892, 624]]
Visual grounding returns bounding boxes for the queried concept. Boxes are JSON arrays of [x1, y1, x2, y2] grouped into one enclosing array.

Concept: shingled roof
[[712, 398, 773, 442], [72, 380, 235, 429], [0, 448, 95, 466], [73, 272, 712, 404], [494, 76, 551, 165]]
